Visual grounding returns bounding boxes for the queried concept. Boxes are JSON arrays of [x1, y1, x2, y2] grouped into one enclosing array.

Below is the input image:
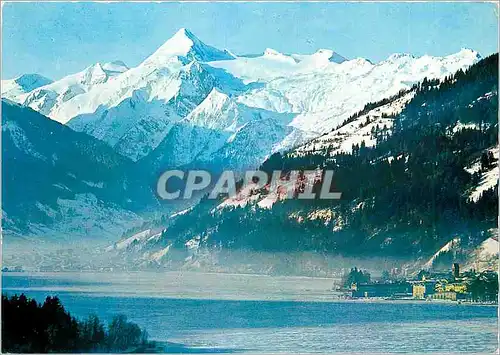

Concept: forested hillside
[[112, 54, 498, 266]]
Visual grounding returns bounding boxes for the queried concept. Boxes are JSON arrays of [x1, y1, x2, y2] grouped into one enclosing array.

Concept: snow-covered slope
[[235, 49, 481, 133], [38, 30, 240, 161], [208, 48, 345, 84], [65, 60, 221, 161], [8, 29, 481, 169], [423, 237, 461, 270], [48, 30, 310, 165], [2, 74, 53, 102], [143, 28, 234, 65], [422, 232, 498, 273], [1, 99, 152, 241], [293, 91, 415, 157], [22, 61, 128, 117], [139, 105, 311, 175], [465, 146, 499, 202], [183, 88, 254, 131]]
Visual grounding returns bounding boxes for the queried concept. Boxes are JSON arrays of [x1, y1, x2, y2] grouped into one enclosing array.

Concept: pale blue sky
[[2, 2, 498, 80]]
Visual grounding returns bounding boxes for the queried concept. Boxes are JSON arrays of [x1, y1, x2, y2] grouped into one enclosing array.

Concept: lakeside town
[[336, 263, 498, 303]]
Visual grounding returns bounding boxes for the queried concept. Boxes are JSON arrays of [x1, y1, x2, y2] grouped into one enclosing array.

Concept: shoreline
[[1, 270, 338, 280], [2, 286, 497, 307], [3, 271, 497, 307]]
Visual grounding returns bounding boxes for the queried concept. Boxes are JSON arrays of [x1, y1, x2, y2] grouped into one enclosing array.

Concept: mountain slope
[[65, 60, 229, 161], [22, 61, 128, 119], [1, 74, 53, 102], [7, 29, 481, 171], [142, 28, 234, 65], [113, 54, 498, 270], [234, 49, 481, 133], [2, 30, 487, 253], [138, 90, 310, 176], [1, 100, 156, 241]]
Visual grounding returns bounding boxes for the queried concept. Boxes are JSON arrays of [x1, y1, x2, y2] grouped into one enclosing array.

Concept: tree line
[[2, 294, 151, 353]]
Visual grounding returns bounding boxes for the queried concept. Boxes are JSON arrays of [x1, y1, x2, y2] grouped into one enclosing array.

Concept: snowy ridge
[[64, 60, 220, 160], [22, 61, 129, 118], [142, 28, 234, 66], [476, 236, 499, 260], [234, 48, 480, 134], [292, 91, 415, 157], [209, 47, 347, 84], [292, 49, 347, 65], [1, 74, 53, 103], [465, 234, 499, 271], [183, 88, 255, 131], [423, 232, 498, 273], [6, 29, 481, 169]]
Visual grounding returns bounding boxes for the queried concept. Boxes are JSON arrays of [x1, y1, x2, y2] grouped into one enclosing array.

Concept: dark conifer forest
[[2, 294, 150, 353]]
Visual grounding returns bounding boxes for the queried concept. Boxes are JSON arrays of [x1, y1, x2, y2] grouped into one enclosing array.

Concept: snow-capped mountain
[[66, 60, 221, 161], [19, 61, 129, 117], [208, 47, 346, 84], [232, 48, 481, 133], [142, 27, 234, 65], [138, 88, 311, 174], [1, 74, 53, 102], [4, 29, 481, 172], [44, 29, 313, 165]]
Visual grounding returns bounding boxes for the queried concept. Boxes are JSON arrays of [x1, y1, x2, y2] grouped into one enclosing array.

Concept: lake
[[2, 272, 498, 353]]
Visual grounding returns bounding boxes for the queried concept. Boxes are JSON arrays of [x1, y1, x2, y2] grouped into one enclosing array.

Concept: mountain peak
[[172, 27, 197, 41], [1, 73, 53, 104], [143, 28, 234, 65], [71, 61, 128, 88]]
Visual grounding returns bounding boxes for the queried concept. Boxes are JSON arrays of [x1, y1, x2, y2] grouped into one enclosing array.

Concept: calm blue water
[[2, 272, 498, 353]]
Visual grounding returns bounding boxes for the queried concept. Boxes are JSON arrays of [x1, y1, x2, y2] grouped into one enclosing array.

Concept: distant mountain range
[[1, 28, 493, 263], [3, 28, 480, 163]]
